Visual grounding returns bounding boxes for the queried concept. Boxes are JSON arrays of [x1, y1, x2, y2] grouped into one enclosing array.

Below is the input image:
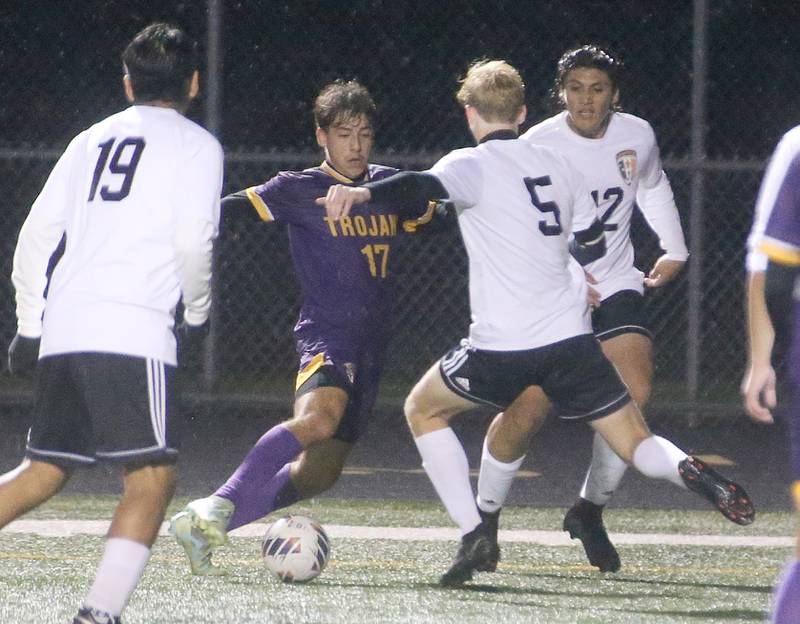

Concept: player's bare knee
[[22, 460, 71, 498], [403, 391, 422, 426], [403, 391, 440, 431], [290, 405, 341, 444], [123, 462, 177, 500]]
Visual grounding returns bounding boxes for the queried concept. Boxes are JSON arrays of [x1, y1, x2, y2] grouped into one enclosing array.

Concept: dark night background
[[2, 1, 798, 156], [1, 1, 799, 409]]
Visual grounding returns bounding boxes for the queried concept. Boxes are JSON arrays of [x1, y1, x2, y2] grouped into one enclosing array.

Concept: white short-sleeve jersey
[[428, 133, 597, 350], [522, 111, 688, 300], [12, 105, 223, 365], [746, 125, 800, 273]]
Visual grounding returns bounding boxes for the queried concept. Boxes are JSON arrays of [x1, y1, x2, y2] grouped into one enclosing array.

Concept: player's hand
[[7, 334, 41, 377], [740, 362, 777, 424], [315, 185, 371, 220], [176, 319, 210, 366], [644, 255, 685, 288]]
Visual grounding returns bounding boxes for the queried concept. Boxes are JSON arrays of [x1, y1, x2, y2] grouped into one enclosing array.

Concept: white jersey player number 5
[[525, 175, 563, 236]]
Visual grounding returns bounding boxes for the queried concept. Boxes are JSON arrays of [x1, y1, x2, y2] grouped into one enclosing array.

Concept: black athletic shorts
[[294, 348, 384, 444], [438, 334, 630, 421], [592, 289, 653, 342], [26, 353, 179, 466]]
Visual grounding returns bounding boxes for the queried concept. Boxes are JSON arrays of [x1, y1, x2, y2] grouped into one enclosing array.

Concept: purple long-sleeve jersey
[[245, 161, 429, 362]]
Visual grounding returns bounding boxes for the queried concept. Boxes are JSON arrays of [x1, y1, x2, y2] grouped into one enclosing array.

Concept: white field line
[[2, 519, 793, 548]]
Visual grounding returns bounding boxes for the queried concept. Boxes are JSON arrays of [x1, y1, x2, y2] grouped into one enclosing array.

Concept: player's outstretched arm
[[221, 190, 254, 213], [316, 172, 448, 220], [218, 189, 269, 235], [741, 270, 777, 423]]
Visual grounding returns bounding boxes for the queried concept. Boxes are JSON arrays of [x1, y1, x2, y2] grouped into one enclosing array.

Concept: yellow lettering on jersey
[[368, 215, 379, 236], [323, 216, 339, 237], [323, 213, 399, 238], [361, 243, 390, 278], [379, 215, 391, 236], [339, 216, 355, 236], [354, 215, 368, 236]]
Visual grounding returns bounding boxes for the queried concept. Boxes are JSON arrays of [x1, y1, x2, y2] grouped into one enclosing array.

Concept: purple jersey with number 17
[[246, 162, 427, 361]]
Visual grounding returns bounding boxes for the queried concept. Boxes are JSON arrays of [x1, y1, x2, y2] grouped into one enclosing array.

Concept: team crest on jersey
[[616, 149, 637, 185]]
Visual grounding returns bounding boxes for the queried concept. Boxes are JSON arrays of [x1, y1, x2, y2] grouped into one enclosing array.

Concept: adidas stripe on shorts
[[26, 352, 179, 465]]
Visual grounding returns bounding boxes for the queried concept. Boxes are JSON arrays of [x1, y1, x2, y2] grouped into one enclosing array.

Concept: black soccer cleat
[[440, 525, 500, 587], [563, 498, 621, 573], [476, 508, 501, 572], [72, 606, 122, 624], [678, 456, 755, 526]]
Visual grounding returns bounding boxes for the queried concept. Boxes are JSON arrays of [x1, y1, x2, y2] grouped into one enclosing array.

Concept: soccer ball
[[261, 515, 330, 583]]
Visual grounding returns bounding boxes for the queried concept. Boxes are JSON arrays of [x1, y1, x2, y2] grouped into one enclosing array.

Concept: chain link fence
[[1, 1, 799, 417]]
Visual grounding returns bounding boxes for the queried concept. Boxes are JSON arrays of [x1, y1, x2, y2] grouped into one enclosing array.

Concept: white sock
[[414, 428, 481, 535], [631, 435, 688, 488], [476, 437, 524, 513], [580, 432, 629, 506], [84, 537, 151, 616]]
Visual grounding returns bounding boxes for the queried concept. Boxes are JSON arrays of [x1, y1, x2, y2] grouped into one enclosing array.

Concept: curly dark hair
[[313, 80, 376, 130], [550, 45, 623, 111]]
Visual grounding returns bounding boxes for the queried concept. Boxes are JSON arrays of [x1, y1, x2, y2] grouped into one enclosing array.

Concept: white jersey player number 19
[[88, 137, 146, 201]]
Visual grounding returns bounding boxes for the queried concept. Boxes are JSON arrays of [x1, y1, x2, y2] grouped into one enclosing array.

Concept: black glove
[[175, 319, 210, 366], [7, 334, 41, 377]]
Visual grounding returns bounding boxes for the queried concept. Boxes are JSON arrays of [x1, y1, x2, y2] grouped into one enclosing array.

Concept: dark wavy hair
[[550, 45, 623, 111], [122, 23, 198, 105], [313, 80, 377, 131]]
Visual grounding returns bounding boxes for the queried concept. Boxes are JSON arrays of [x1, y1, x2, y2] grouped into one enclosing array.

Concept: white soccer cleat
[[169, 495, 235, 575]]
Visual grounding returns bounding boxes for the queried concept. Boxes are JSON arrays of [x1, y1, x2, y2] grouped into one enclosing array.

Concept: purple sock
[[773, 559, 800, 623], [226, 463, 301, 530], [214, 424, 302, 527]]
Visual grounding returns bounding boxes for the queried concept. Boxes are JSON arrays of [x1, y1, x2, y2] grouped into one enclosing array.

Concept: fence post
[[204, 0, 223, 389], [687, 0, 708, 424]]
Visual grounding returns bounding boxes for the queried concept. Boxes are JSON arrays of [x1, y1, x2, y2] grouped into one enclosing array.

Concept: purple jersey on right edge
[[761, 137, 800, 261], [758, 126, 800, 624], [759, 127, 800, 483], [759, 146, 800, 624]]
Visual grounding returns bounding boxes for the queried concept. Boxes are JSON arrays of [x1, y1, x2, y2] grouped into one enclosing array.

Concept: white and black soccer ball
[[261, 515, 330, 583]]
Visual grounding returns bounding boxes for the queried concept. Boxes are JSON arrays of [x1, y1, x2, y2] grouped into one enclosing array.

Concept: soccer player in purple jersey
[[169, 80, 433, 575], [742, 124, 800, 624]]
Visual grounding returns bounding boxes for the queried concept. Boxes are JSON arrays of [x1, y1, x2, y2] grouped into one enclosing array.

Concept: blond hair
[[456, 59, 525, 124]]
